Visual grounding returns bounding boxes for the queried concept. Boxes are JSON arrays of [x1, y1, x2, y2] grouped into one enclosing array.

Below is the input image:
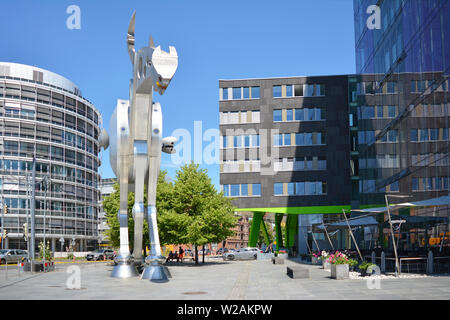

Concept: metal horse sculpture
[[106, 12, 178, 281]]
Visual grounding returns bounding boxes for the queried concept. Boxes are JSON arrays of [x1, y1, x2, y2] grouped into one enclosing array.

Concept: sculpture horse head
[[127, 11, 178, 95]]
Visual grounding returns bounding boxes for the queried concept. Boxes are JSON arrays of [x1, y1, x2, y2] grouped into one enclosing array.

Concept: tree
[[171, 162, 237, 264]]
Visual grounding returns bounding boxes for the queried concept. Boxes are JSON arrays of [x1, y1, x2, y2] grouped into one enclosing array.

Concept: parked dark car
[[216, 248, 229, 255], [86, 249, 114, 261]]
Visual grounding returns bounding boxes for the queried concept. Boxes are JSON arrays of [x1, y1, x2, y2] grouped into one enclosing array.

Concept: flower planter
[[331, 264, 349, 280], [322, 259, 331, 270], [311, 256, 321, 265]]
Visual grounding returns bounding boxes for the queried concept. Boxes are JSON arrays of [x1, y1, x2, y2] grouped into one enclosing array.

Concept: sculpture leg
[[142, 102, 168, 282], [132, 141, 148, 269], [111, 168, 138, 278]]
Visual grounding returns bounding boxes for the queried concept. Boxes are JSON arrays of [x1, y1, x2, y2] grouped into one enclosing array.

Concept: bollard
[[427, 251, 434, 274]]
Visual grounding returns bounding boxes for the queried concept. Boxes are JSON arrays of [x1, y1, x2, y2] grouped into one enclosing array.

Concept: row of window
[[222, 184, 262, 197], [2, 141, 98, 170], [0, 82, 99, 124], [355, 79, 448, 96], [221, 135, 260, 148], [1, 100, 100, 138], [1, 127, 98, 155], [274, 132, 326, 147], [410, 128, 449, 142], [356, 81, 398, 95], [357, 105, 397, 119], [273, 84, 325, 98], [412, 153, 449, 167], [359, 155, 399, 169], [219, 111, 260, 124], [274, 181, 327, 196], [274, 157, 327, 171], [221, 160, 261, 173], [359, 180, 399, 194], [411, 80, 447, 93], [0, 160, 98, 186], [358, 130, 398, 145], [274, 108, 325, 122], [220, 87, 261, 101], [411, 104, 450, 118], [412, 177, 450, 192]]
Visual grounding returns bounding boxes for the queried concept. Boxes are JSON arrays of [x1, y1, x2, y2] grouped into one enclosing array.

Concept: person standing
[[178, 246, 184, 262]]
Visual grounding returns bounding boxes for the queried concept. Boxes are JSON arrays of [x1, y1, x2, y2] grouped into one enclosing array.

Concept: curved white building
[[0, 62, 102, 253]]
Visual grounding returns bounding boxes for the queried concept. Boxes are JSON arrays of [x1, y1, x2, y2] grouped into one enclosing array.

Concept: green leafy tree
[[38, 240, 52, 261], [171, 162, 237, 264]]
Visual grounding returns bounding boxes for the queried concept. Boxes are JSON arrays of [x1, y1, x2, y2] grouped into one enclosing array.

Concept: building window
[[294, 85, 303, 97], [305, 84, 314, 97], [286, 109, 293, 121], [233, 87, 241, 100], [273, 86, 282, 98], [222, 88, 228, 100], [286, 85, 293, 97], [274, 110, 282, 122], [243, 87, 250, 99], [252, 184, 261, 196], [230, 184, 240, 197], [274, 183, 283, 196], [251, 87, 260, 99], [295, 108, 304, 121]]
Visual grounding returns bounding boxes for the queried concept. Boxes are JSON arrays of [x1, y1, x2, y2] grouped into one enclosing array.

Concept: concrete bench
[[287, 266, 310, 279], [272, 257, 285, 264]]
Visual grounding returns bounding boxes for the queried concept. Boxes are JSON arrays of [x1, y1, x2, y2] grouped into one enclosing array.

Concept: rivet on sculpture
[[102, 11, 178, 281]]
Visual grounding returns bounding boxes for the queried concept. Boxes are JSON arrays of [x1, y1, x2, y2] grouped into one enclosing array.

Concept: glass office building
[[352, 0, 450, 253], [0, 62, 102, 253]]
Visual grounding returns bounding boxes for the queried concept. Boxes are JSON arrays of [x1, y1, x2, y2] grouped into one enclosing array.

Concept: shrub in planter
[[348, 259, 358, 272], [358, 261, 377, 276]]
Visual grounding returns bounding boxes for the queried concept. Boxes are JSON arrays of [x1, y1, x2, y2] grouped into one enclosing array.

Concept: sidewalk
[[0, 258, 449, 300]]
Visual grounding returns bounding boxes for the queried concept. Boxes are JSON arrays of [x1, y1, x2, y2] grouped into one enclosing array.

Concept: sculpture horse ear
[[127, 11, 136, 64]]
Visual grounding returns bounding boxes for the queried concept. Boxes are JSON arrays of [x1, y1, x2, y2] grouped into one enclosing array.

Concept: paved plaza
[[0, 258, 450, 300]]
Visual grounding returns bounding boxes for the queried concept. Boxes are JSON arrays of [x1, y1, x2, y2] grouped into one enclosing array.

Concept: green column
[[275, 213, 284, 251], [260, 218, 271, 246], [285, 214, 298, 248], [248, 212, 263, 247]]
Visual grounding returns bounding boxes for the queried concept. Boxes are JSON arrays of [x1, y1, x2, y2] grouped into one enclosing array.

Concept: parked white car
[[222, 247, 260, 261]]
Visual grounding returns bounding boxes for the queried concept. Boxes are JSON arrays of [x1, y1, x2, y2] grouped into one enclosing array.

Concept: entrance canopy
[[384, 215, 449, 229], [352, 195, 450, 214]]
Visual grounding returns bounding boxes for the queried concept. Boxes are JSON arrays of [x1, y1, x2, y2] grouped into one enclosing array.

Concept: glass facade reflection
[[352, 0, 450, 256]]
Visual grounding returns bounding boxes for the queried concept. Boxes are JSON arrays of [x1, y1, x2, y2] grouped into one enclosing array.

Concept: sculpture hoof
[[111, 256, 138, 278], [141, 264, 169, 282]]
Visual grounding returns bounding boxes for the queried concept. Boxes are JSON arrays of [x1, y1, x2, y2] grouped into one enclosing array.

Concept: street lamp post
[[59, 237, 65, 258]]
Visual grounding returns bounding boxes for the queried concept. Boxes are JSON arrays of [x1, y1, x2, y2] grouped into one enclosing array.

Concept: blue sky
[[0, 0, 356, 189]]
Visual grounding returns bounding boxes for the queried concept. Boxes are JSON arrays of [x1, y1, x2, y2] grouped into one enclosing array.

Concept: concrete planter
[[331, 264, 349, 280], [278, 253, 288, 259], [322, 259, 331, 270]]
